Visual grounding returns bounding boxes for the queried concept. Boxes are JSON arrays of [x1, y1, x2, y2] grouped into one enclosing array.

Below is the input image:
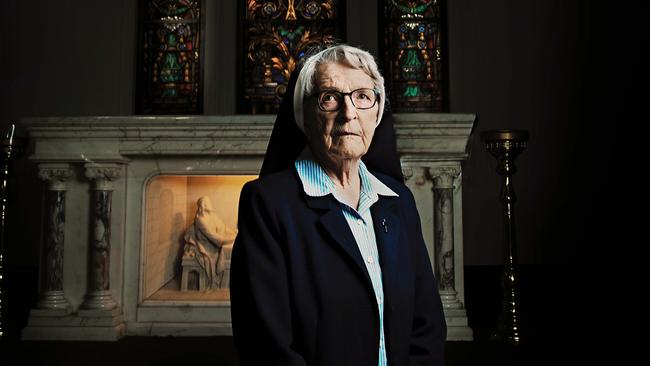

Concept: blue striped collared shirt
[[295, 147, 398, 366]]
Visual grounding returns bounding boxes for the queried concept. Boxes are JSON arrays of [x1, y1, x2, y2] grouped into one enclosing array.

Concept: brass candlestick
[[481, 129, 528, 345], [1, 124, 25, 339]]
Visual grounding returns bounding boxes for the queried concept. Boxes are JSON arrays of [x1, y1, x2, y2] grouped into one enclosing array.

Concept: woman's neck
[[327, 162, 360, 188], [316, 153, 362, 209]]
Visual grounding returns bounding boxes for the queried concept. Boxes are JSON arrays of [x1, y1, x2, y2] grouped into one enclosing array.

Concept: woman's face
[[304, 62, 379, 164]]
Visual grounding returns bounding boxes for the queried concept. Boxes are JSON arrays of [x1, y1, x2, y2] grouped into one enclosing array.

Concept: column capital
[[38, 164, 72, 191], [402, 166, 429, 186], [402, 167, 414, 182], [84, 163, 122, 190], [427, 167, 460, 189]]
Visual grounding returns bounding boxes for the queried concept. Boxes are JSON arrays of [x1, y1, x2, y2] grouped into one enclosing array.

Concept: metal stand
[[1, 124, 25, 339], [481, 129, 528, 345]]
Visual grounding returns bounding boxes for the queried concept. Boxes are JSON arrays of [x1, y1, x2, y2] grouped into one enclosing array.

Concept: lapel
[[305, 195, 375, 294], [371, 195, 401, 358], [304, 192, 403, 307], [370, 196, 401, 309]]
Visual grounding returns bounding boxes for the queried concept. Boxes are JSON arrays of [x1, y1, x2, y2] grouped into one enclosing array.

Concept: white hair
[[293, 44, 385, 133]]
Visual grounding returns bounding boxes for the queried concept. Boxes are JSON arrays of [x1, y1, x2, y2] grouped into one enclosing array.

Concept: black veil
[[259, 67, 404, 182]]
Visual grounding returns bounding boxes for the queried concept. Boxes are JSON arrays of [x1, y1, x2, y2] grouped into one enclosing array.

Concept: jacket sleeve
[[406, 190, 448, 366], [230, 181, 307, 366]]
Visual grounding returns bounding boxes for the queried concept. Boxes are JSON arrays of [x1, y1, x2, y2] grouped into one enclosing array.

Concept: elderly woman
[[231, 45, 446, 366]]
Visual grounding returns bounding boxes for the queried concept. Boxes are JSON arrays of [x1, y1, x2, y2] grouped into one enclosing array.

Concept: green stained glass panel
[[381, 0, 447, 112], [137, 0, 204, 114]]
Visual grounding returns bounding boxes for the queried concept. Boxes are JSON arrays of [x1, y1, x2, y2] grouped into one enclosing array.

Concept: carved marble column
[[35, 165, 73, 314], [429, 167, 462, 309], [80, 164, 120, 310]]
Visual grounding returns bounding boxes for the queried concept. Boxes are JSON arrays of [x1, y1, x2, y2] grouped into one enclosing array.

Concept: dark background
[[1, 0, 646, 364]]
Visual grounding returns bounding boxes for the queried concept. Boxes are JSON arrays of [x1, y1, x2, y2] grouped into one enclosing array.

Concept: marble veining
[[44, 191, 66, 291], [435, 188, 454, 290], [34, 165, 73, 312], [91, 190, 112, 292]]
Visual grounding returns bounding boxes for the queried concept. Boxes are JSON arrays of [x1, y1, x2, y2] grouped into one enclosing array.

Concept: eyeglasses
[[309, 88, 380, 112]]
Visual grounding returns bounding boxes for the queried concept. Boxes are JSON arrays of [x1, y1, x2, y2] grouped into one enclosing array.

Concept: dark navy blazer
[[230, 167, 446, 366]]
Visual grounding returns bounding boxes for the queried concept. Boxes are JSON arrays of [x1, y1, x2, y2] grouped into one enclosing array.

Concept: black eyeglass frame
[[308, 88, 381, 112]]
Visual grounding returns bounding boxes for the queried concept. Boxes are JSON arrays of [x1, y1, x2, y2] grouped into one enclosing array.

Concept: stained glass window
[[137, 0, 204, 114], [380, 0, 447, 112], [240, 1, 346, 114]]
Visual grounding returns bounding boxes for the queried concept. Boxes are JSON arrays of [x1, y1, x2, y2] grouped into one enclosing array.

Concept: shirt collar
[[294, 146, 398, 201]]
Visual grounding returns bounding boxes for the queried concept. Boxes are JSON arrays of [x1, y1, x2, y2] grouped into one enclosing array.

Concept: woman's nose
[[339, 95, 357, 122]]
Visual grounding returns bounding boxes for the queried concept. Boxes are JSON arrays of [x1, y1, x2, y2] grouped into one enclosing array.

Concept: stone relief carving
[[181, 196, 237, 291]]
